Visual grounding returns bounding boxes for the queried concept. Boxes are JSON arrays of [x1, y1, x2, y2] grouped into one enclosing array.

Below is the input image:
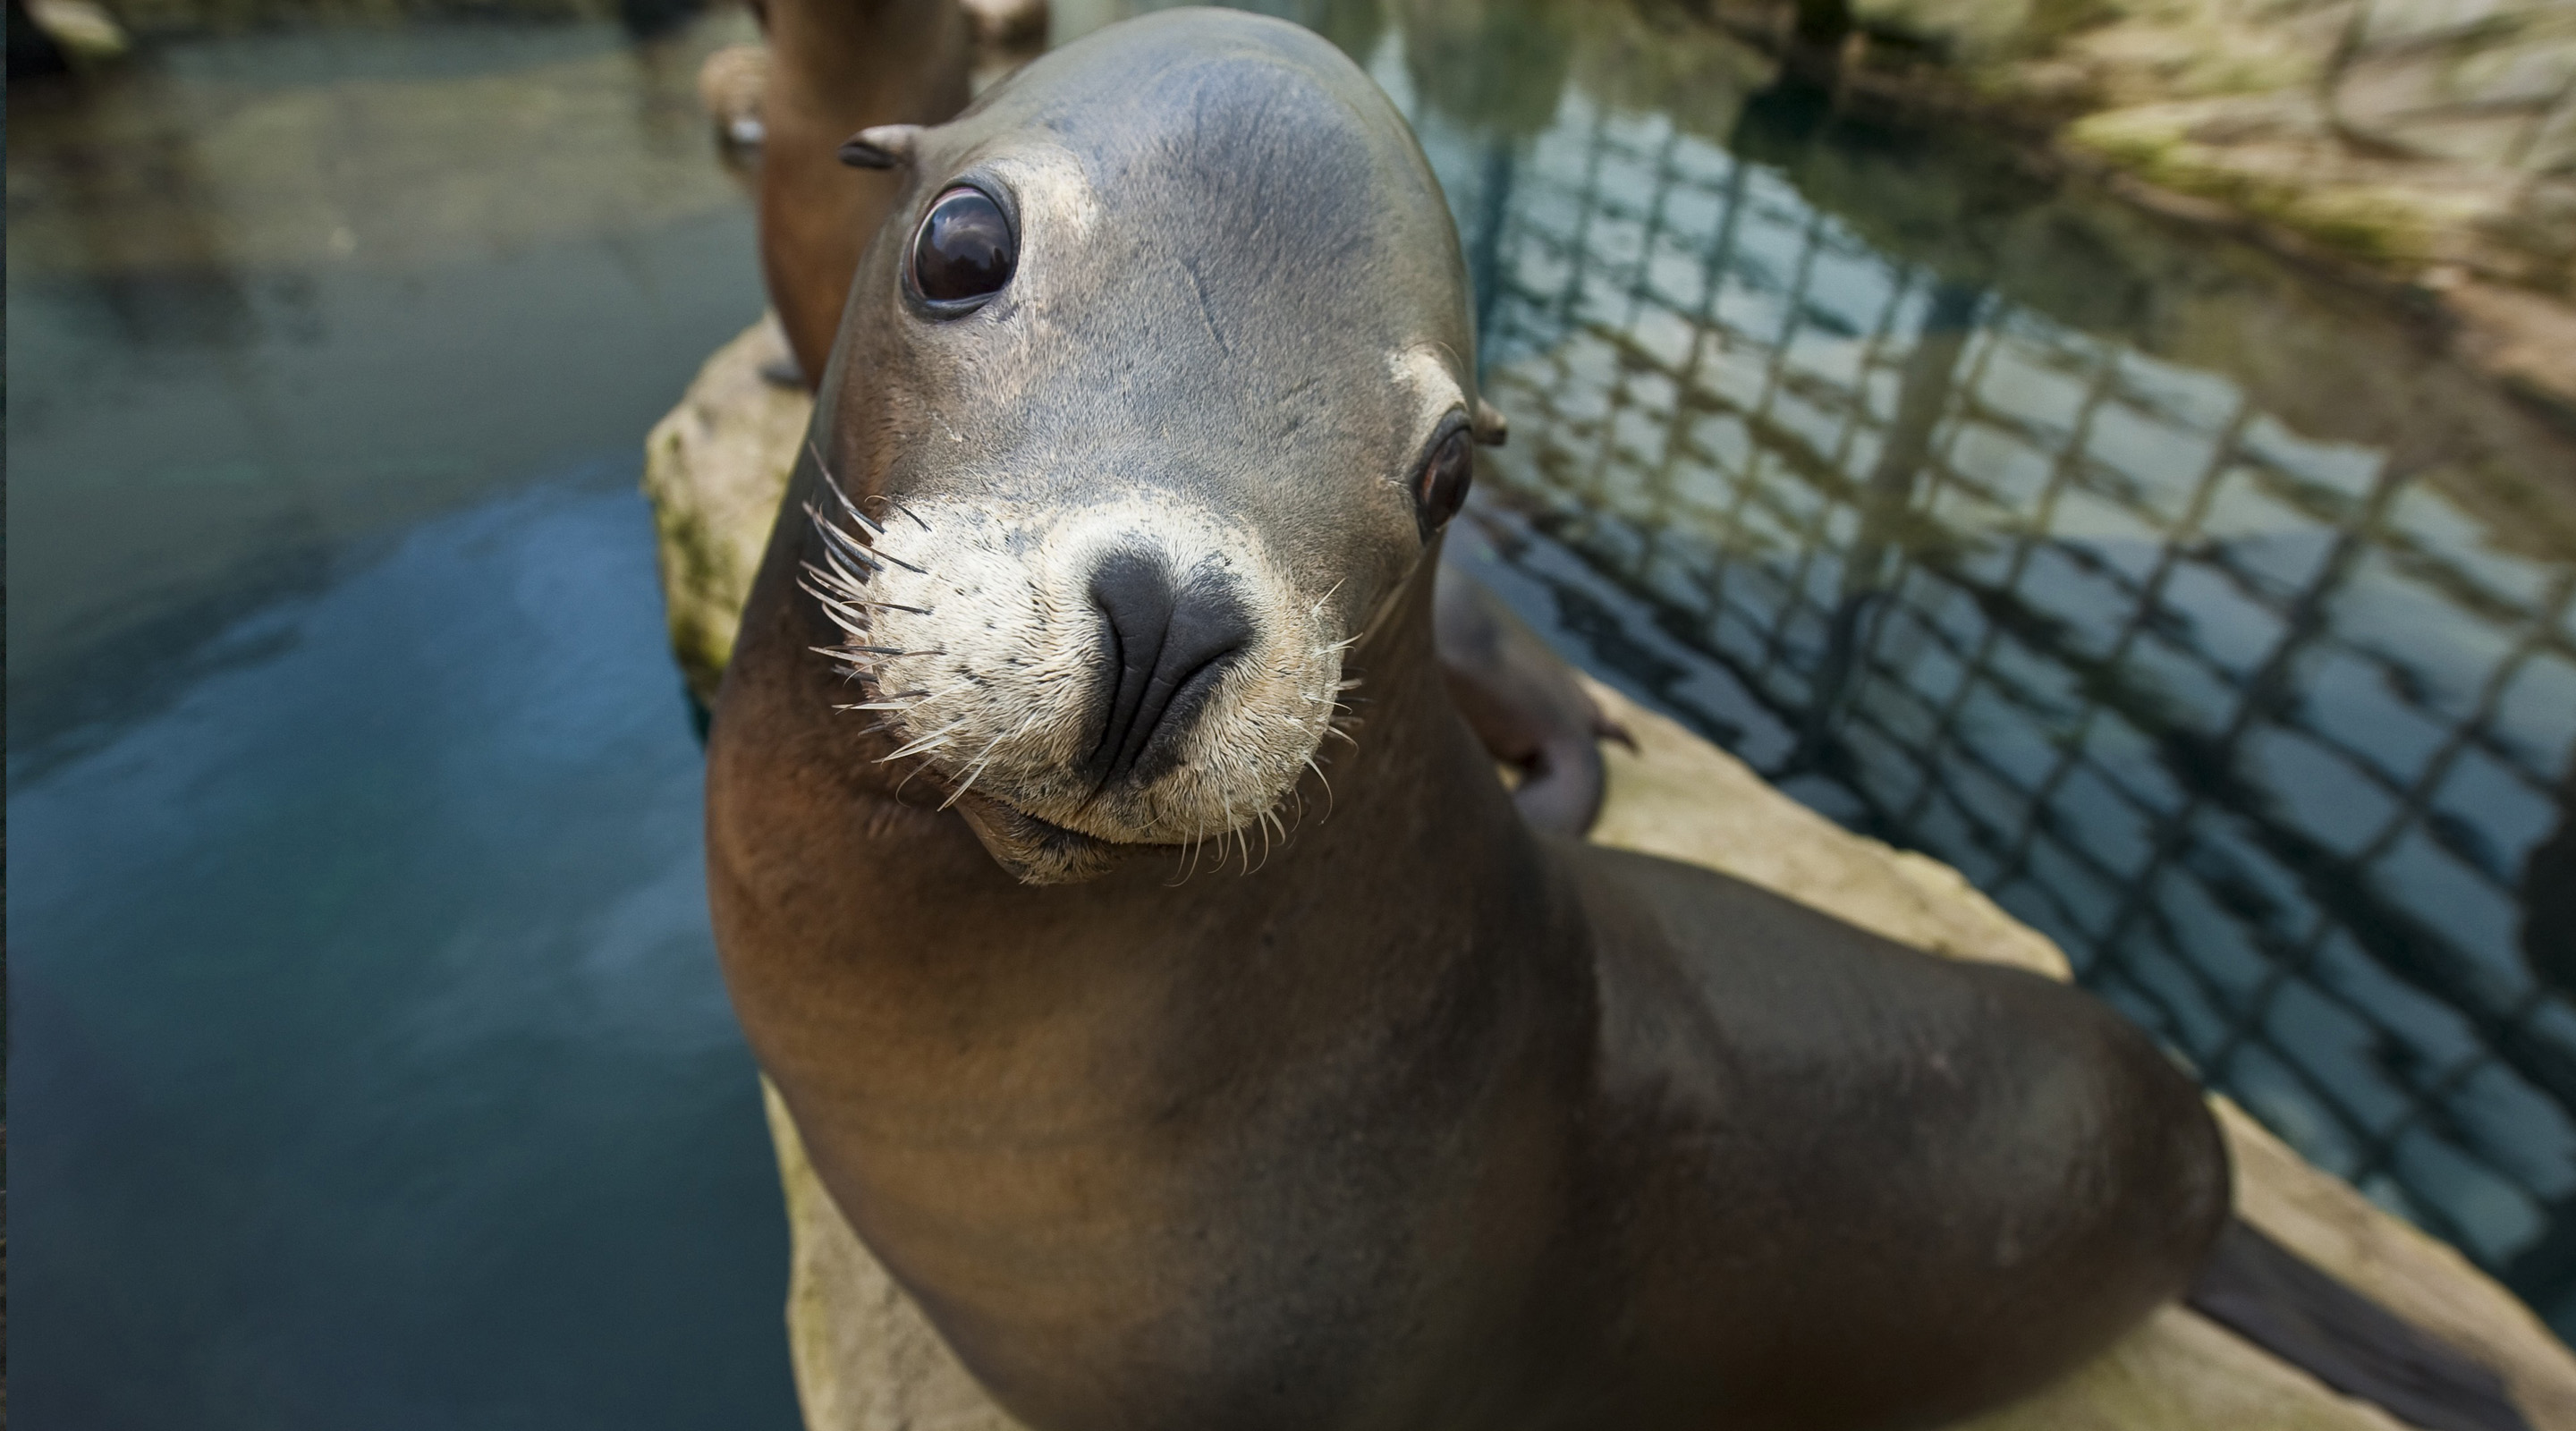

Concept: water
[[1319, 0, 2576, 1335], [7, 2, 2572, 1422], [6, 11, 803, 1427]]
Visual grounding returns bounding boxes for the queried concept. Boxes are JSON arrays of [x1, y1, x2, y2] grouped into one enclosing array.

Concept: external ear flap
[[1471, 399, 1510, 447], [838, 124, 920, 169]]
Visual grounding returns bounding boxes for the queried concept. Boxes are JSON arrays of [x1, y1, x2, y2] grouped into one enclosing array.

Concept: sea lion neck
[[708, 537, 1603, 1418]]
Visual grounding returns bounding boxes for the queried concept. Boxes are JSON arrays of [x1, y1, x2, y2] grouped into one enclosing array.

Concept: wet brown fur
[[709, 13, 2231, 1429]]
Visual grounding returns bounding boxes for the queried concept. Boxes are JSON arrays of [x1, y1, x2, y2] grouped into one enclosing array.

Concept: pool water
[[6, 10, 803, 1427], [6, 2, 2572, 1425], [1320, 0, 2576, 1335]]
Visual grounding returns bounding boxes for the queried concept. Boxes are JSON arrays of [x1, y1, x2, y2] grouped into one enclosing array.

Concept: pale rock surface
[[957, 0, 1046, 49], [697, 42, 771, 147], [649, 319, 2576, 1431], [25, 0, 130, 61], [1851, 0, 2576, 305], [641, 314, 809, 706]]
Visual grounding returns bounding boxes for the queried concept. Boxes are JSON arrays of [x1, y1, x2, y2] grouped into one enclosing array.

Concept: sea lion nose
[[1087, 547, 1253, 786]]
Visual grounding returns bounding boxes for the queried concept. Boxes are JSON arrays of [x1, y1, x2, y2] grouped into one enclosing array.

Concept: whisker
[[798, 563, 931, 614], [801, 560, 872, 600], [804, 501, 926, 578], [800, 585, 878, 635], [809, 441, 886, 538], [808, 506, 887, 569], [892, 758, 945, 799], [939, 707, 1046, 810], [804, 514, 883, 577], [1303, 756, 1335, 818], [883, 721, 970, 762], [801, 572, 872, 612]]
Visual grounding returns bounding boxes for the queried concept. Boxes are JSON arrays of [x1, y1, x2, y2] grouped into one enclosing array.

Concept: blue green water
[[8, 1, 2574, 1423], [8, 473, 798, 1427], [7, 12, 803, 1426]]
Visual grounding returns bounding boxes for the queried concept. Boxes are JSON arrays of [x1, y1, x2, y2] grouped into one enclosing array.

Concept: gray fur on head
[[800, 8, 1488, 883]]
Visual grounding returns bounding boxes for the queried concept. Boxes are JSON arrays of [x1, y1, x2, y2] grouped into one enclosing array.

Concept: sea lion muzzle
[[808, 487, 1351, 871]]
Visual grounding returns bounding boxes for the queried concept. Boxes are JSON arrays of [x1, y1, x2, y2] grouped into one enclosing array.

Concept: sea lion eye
[[911, 186, 1016, 309], [1416, 427, 1473, 535]]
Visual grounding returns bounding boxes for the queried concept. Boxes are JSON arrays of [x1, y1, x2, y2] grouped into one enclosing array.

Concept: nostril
[[1089, 549, 1174, 778], [1086, 547, 1253, 786]]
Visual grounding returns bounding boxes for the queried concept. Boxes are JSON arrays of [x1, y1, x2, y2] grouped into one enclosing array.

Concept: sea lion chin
[[945, 791, 1124, 885]]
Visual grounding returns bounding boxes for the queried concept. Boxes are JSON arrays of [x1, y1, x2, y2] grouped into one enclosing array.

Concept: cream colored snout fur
[[804, 488, 1353, 853]]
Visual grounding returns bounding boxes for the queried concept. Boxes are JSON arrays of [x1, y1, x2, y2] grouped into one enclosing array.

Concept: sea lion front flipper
[[1431, 555, 1620, 836], [2187, 1217, 2530, 1431]]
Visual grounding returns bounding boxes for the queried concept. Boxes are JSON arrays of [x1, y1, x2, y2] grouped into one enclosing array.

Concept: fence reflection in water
[[1406, 81, 2576, 1328]]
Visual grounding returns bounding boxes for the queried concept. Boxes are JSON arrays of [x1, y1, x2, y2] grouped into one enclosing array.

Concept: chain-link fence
[[1402, 85, 2576, 1327]]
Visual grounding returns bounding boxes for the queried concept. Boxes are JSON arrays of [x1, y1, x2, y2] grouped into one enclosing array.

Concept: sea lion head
[[798, 8, 1505, 884]]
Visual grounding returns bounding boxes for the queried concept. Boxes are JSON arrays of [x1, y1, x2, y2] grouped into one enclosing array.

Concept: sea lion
[[707, 12, 2236, 1428], [1433, 557, 1631, 834], [742, 0, 1617, 834], [747, 0, 975, 385]]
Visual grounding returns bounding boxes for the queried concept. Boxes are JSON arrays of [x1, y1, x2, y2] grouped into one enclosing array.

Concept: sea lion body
[[707, 12, 2229, 1429]]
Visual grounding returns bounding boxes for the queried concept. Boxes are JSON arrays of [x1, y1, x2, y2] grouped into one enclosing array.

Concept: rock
[[697, 41, 771, 148], [957, 0, 1046, 50], [2334, 0, 2576, 170], [23, 0, 127, 63], [2446, 273, 2576, 414], [1839, 0, 2576, 365], [648, 321, 2576, 1431], [2063, 94, 2521, 271], [640, 316, 809, 707]]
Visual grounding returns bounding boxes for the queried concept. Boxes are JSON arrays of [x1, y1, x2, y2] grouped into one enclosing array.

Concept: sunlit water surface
[[8, 3, 2575, 1425]]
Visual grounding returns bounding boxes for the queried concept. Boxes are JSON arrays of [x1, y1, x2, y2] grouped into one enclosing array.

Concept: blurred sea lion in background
[[741, 0, 976, 384]]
